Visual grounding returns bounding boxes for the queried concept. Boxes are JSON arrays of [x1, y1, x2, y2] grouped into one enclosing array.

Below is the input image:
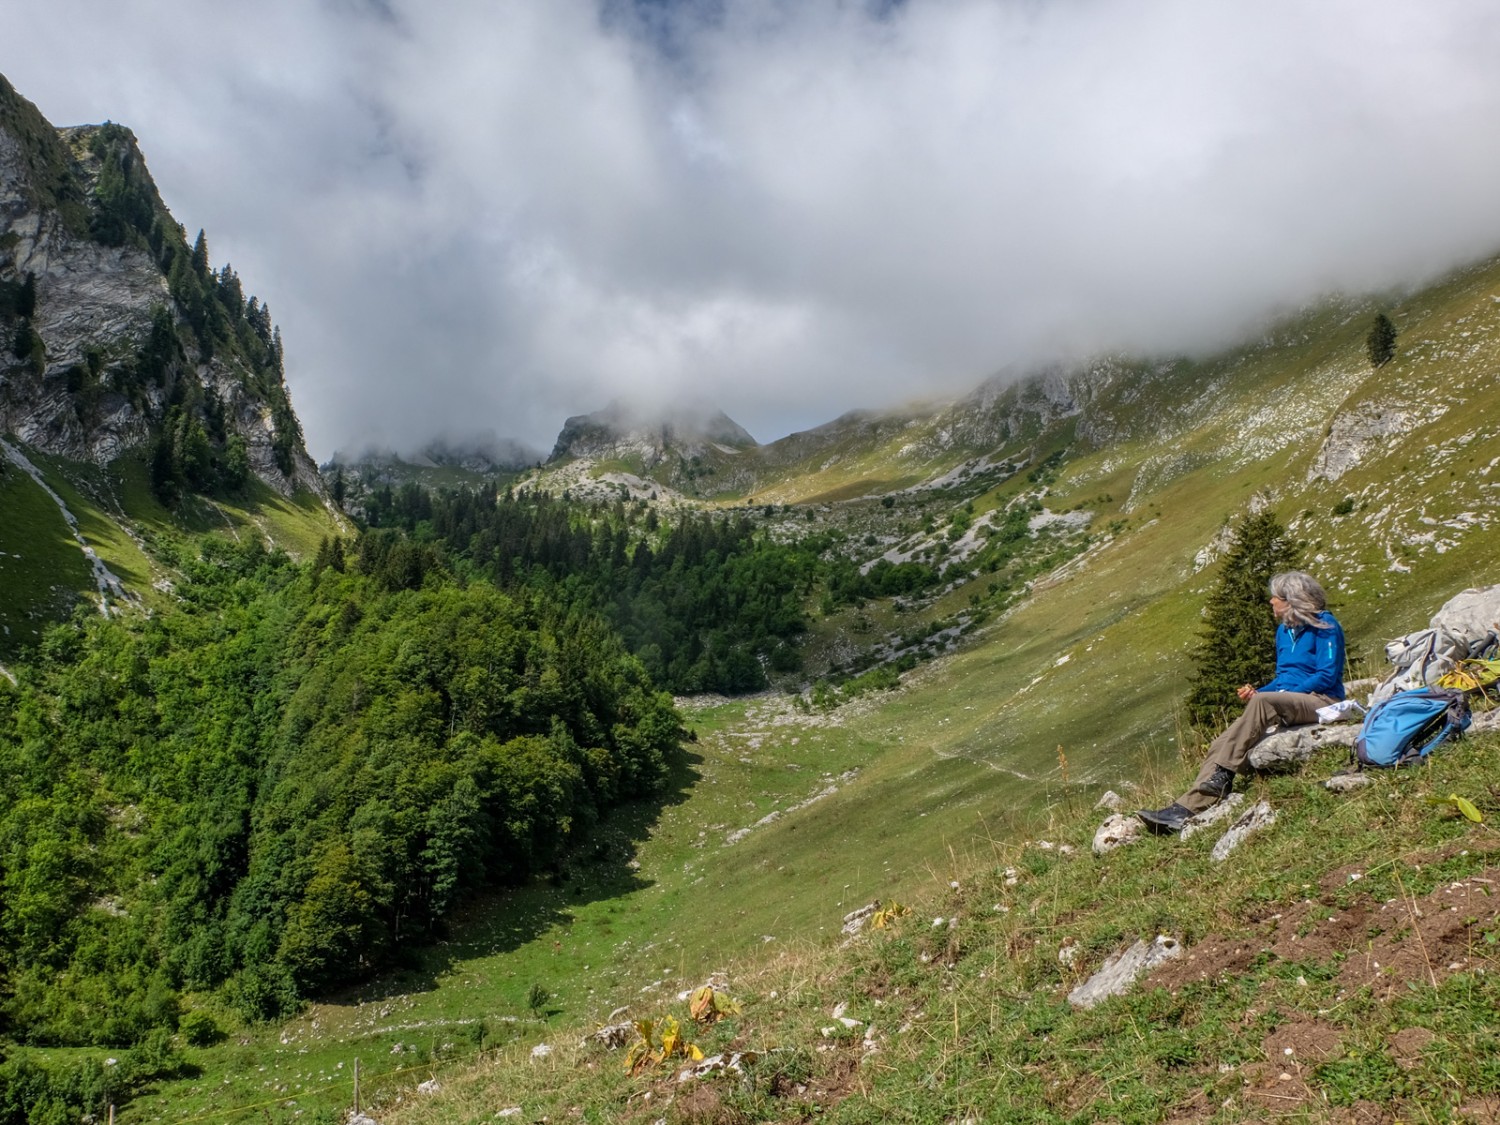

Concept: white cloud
[[7, 0, 1500, 457]]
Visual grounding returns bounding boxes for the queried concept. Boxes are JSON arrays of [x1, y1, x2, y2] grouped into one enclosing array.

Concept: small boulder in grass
[[841, 902, 879, 936], [1067, 935, 1183, 1009], [1473, 708, 1500, 734], [1324, 772, 1373, 793], [1092, 813, 1142, 855], [1179, 793, 1245, 840], [1210, 800, 1276, 863], [1247, 723, 1358, 772]]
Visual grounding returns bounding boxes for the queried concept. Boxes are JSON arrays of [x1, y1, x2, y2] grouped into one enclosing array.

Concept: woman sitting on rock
[[1138, 570, 1346, 834]]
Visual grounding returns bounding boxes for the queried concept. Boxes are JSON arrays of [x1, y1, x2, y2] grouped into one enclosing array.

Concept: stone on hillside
[[1178, 793, 1245, 840], [1211, 801, 1277, 863], [841, 902, 879, 936], [1094, 790, 1125, 812], [1247, 724, 1358, 772], [1067, 935, 1183, 1009], [348, 1114, 380, 1125], [1472, 708, 1500, 734], [1092, 813, 1143, 855], [580, 1021, 634, 1050], [1324, 772, 1374, 792], [1430, 585, 1500, 644], [530, 1043, 552, 1060], [417, 1079, 442, 1094], [678, 1050, 757, 1082]]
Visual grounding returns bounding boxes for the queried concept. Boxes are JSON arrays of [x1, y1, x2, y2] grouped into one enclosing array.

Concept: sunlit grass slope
[[0, 443, 346, 658]]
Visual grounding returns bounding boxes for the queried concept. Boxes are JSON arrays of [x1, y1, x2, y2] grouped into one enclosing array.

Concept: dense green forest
[[0, 536, 681, 1077], [362, 484, 835, 692]]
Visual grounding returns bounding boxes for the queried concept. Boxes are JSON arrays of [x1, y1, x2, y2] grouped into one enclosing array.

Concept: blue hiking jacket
[[1261, 611, 1345, 699]]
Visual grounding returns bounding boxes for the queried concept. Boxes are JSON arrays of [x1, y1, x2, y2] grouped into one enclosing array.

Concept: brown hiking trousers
[[1177, 691, 1335, 813]]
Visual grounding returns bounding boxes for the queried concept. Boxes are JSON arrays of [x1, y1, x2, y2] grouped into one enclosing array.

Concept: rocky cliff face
[[0, 74, 322, 498], [550, 400, 758, 464]]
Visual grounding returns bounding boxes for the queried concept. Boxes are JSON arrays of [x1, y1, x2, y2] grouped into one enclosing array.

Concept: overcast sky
[[7, 1, 1500, 459]]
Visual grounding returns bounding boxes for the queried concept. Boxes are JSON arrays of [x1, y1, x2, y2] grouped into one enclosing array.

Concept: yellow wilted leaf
[[686, 1043, 705, 1062], [1453, 795, 1484, 823], [1425, 793, 1485, 824], [1438, 669, 1481, 691], [690, 985, 741, 1023], [689, 985, 716, 1023], [659, 1016, 681, 1058]]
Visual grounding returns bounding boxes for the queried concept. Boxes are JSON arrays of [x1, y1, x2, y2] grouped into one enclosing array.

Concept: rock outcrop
[[0, 74, 322, 498], [550, 400, 757, 464], [1067, 935, 1183, 1009]]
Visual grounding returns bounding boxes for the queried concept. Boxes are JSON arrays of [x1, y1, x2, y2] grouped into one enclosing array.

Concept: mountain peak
[[549, 399, 757, 463]]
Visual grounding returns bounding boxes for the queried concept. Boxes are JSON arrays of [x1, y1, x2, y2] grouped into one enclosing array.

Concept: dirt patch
[[1149, 867, 1500, 1000], [1141, 867, 1500, 1121], [809, 1050, 865, 1103], [1455, 1095, 1500, 1122], [1236, 1017, 1348, 1116], [1161, 1086, 1216, 1123], [1390, 1025, 1435, 1069], [671, 1081, 743, 1125]]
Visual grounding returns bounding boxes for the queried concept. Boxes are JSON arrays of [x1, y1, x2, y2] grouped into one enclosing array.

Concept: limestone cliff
[[0, 73, 322, 498]]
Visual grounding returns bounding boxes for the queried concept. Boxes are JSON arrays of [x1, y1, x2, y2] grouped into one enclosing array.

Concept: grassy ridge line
[[382, 720, 1500, 1125]]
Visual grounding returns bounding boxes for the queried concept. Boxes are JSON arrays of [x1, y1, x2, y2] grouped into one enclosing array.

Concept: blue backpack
[[1353, 687, 1472, 768]]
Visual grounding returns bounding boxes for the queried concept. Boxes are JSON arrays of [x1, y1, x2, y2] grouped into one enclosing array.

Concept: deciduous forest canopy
[[0, 534, 682, 1058]]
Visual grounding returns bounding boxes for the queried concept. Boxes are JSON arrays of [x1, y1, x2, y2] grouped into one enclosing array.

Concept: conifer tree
[[1185, 511, 1302, 729], [190, 229, 210, 277], [1367, 312, 1397, 367]]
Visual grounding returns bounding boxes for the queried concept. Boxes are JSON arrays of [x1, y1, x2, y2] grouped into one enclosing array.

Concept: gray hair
[[1268, 571, 1330, 628]]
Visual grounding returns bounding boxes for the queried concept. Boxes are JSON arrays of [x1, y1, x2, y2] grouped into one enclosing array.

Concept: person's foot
[[1137, 803, 1194, 834], [1202, 766, 1234, 801]]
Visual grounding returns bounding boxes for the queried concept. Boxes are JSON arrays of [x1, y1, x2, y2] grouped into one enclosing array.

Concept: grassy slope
[[0, 446, 346, 659], [0, 461, 93, 656], [388, 725, 1500, 1125], [74, 253, 1500, 1121]]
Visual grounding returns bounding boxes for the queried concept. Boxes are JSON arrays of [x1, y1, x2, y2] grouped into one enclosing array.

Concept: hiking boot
[[1136, 803, 1193, 835], [1201, 766, 1234, 801]]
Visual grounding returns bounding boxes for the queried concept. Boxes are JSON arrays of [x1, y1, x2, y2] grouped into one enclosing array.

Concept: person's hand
[[1236, 683, 1256, 703]]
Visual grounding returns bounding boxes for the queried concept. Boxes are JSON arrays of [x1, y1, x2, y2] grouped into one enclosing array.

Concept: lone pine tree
[[1367, 312, 1398, 367], [1185, 511, 1302, 730]]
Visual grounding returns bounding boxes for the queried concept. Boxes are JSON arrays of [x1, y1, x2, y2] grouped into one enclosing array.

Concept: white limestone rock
[[1247, 723, 1358, 772], [1067, 935, 1183, 1009], [1092, 813, 1143, 855], [1211, 800, 1277, 863], [1179, 793, 1246, 840], [1472, 708, 1500, 734], [841, 902, 879, 936], [580, 1021, 634, 1050]]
